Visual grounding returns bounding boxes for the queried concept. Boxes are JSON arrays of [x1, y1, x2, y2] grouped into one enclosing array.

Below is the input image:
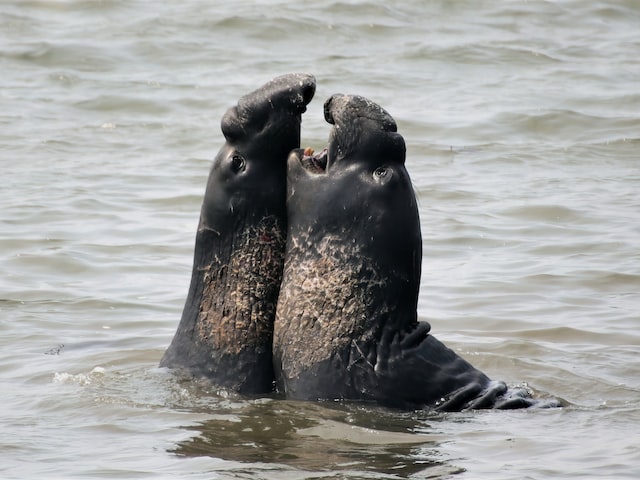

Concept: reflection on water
[[173, 399, 462, 478]]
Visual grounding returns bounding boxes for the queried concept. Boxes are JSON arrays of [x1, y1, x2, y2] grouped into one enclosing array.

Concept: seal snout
[[299, 77, 316, 109], [221, 73, 315, 143], [323, 95, 338, 125], [272, 73, 316, 114], [323, 93, 398, 132]]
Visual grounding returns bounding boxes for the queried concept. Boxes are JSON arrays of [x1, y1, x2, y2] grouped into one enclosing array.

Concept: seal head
[[274, 93, 557, 410]]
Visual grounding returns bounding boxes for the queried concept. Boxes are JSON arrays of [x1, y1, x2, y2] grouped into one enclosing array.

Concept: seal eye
[[373, 166, 389, 180], [231, 154, 246, 173]]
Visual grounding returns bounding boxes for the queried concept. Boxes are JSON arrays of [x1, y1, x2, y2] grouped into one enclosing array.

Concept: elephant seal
[[160, 74, 316, 394], [273, 93, 556, 410]]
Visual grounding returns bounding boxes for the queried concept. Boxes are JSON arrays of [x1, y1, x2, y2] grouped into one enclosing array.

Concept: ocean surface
[[1, 1, 639, 478]]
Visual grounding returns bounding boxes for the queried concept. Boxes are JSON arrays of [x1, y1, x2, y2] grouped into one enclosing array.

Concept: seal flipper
[[396, 333, 563, 410], [436, 382, 490, 412], [373, 330, 493, 409], [376, 329, 558, 411]]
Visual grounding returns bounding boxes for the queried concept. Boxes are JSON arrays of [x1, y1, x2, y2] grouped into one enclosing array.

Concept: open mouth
[[300, 146, 328, 174]]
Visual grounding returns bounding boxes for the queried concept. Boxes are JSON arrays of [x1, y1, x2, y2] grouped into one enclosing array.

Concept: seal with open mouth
[[273, 93, 558, 410], [160, 74, 316, 394]]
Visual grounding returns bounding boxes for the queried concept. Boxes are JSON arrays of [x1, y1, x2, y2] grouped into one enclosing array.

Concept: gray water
[[1, 1, 639, 478]]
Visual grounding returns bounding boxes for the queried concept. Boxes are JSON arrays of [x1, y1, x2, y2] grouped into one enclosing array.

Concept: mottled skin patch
[[160, 74, 315, 394], [275, 234, 386, 379], [197, 216, 285, 355], [274, 93, 561, 410]]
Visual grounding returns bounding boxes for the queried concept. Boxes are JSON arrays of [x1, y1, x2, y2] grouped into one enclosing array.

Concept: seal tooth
[[304, 147, 315, 157]]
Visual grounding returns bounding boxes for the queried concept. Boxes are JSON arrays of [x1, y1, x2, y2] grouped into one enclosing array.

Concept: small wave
[[53, 366, 106, 386], [499, 204, 587, 223], [74, 95, 171, 115]]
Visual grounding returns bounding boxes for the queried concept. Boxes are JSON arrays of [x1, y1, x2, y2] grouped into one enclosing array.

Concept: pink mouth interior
[[300, 147, 328, 173]]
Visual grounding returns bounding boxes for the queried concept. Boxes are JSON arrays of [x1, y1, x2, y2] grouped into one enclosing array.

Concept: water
[[1, 0, 639, 478]]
